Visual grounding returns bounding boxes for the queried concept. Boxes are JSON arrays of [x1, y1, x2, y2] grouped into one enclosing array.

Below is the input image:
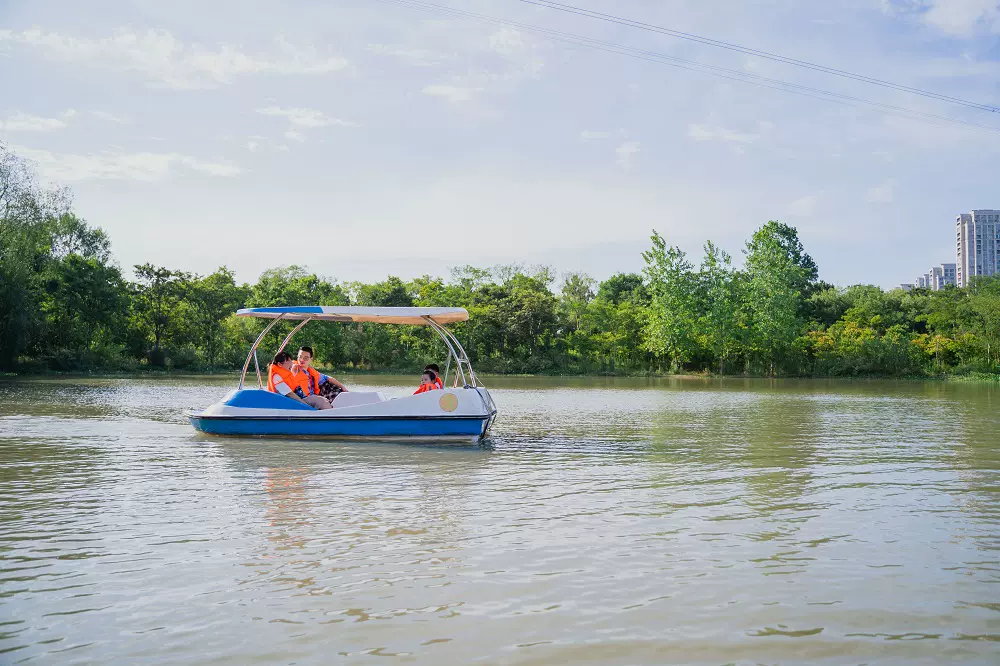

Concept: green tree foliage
[[742, 222, 808, 375], [597, 273, 649, 305], [131, 264, 191, 365], [3, 142, 1000, 379], [642, 232, 700, 370], [697, 242, 740, 374]]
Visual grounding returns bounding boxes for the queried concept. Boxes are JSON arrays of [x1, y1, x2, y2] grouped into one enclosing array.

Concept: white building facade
[[957, 210, 1000, 287], [903, 263, 956, 291]]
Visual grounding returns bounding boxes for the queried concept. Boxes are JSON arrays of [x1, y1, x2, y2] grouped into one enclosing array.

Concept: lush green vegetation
[[3, 144, 998, 378]]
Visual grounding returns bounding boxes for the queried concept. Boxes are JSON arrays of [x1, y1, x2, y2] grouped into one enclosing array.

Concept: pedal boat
[[186, 306, 497, 443]]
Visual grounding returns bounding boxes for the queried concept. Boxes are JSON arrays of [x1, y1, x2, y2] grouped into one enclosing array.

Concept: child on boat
[[424, 364, 444, 389], [413, 370, 440, 395]]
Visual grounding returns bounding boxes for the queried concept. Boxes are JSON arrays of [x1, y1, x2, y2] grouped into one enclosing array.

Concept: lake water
[[1, 375, 998, 664]]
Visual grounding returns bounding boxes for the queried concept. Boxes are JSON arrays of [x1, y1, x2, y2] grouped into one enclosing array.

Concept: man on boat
[[267, 351, 331, 409], [295, 346, 348, 402]]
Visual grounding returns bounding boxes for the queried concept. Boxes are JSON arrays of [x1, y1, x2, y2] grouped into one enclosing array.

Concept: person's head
[[420, 370, 436, 386], [424, 363, 440, 375], [273, 351, 294, 370], [297, 346, 315, 367]]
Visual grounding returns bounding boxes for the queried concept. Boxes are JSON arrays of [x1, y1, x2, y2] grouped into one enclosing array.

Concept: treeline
[[2, 143, 999, 377]]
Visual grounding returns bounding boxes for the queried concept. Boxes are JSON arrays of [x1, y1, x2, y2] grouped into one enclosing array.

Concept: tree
[[742, 222, 807, 375], [559, 272, 596, 338], [967, 276, 1000, 368], [642, 231, 699, 371], [37, 254, 126, 355], [0, 144, 73, 369], [131, 264, 191, 365], [597, 273, 649, 306], [697, 241, 740, 374], [187, 268, 247, 366], [758, 220, 819, 293]]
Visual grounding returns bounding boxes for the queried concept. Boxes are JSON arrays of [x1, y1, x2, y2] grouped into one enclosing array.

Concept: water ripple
[[0, 376, 997, 664]]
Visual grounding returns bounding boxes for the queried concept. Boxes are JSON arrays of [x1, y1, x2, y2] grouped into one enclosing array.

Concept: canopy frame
[[236, 308, 483, 391]]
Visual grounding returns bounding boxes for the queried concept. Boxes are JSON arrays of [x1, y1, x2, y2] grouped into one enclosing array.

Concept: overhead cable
[[378, 0, 1000, 134], [518, 0, 999, 114]]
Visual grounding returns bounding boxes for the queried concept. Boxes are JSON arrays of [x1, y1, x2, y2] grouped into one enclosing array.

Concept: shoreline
[[4, 368, 998, 383]]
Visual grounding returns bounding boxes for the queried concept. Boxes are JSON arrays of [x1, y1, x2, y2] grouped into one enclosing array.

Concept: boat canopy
[[235, 306, 469, 326]]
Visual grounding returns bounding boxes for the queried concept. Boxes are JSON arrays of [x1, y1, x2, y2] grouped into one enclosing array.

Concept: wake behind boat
[[186, 306, 497, 443]]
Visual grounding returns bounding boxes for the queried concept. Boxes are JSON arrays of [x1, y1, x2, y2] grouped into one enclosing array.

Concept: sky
[[1, 0, 998, 290]]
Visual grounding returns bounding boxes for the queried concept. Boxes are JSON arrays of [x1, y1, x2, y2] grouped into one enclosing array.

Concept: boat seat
[[329, 391, 386, 409]]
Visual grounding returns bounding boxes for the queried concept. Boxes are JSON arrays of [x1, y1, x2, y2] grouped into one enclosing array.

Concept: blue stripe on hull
[[190, 416, 488, 438]]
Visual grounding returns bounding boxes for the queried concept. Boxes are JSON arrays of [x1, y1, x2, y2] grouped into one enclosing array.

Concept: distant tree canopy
[[3, 143, 999, 377]]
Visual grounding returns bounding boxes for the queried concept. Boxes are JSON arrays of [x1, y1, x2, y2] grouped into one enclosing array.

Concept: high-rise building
[[956, 210, 1000, 287]]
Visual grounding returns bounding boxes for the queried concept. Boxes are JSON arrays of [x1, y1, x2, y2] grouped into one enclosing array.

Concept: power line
[[518, 0, 1000, 114], [378, 0, 1000, 134]]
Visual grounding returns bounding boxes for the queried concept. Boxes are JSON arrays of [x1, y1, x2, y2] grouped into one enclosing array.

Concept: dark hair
[[273, 351, 293, 364], [298, 346, 314, 357], [422, 370, 437, 381], [424, 363, 440, 374]]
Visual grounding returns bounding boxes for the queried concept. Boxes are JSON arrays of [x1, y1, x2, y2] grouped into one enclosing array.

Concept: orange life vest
[[413, 383, 438, 395], [293, 363, 323, 395], [267, 363, 296, 394]]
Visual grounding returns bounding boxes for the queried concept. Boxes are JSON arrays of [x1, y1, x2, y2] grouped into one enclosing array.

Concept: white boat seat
[[330, 391, 386, 409]]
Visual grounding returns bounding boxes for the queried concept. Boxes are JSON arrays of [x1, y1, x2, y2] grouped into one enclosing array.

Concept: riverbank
[[5, 367, 999, 382]]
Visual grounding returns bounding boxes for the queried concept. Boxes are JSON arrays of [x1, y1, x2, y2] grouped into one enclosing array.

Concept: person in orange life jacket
[[413, 370, 440, 395], [294, 346, 348, 399], [424, 364, 444, 389], [267, 351, 310, 406], [267, 351, 331, 409]]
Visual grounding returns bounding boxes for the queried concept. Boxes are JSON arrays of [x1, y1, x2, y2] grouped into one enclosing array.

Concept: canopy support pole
[[439, 322, 477, 386], [239, 315, 285, 390], [276, 317, 313, 356], [424, 317, 468, 387]]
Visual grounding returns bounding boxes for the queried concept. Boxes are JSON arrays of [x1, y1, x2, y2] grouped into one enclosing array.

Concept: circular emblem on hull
[[439, 393, 459, 412]]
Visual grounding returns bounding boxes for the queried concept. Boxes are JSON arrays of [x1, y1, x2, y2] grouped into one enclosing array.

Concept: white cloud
[[422, 84, 483, 103], [687, 124, 760, 144], [0, 111, 68, 132], [867, 178, 898, 203], [616, 141, 641, 165], [366, 44, 452, 67], [581, 130, 611, 140], [90, 110, 128, 123], [489, 28, 524, 55], [0, 28, 349, 89], [256, 107, 358, 144], [883, 0, 1000, 35], [256, 106, 358, 129], [12, 145, 242, 181], [787, 195, 818, 216], [62, 108, 77, 118], [922, 0, 1000, 35]]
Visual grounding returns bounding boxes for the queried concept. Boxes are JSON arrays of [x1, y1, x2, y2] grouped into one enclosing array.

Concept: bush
[[165, 346, 200, 370]]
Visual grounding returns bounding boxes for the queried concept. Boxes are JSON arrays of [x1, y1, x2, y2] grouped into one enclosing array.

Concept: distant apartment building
[[901, 263, 956, 291], [932, 263, 956, 289], [956, 210, 1000, 287]]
